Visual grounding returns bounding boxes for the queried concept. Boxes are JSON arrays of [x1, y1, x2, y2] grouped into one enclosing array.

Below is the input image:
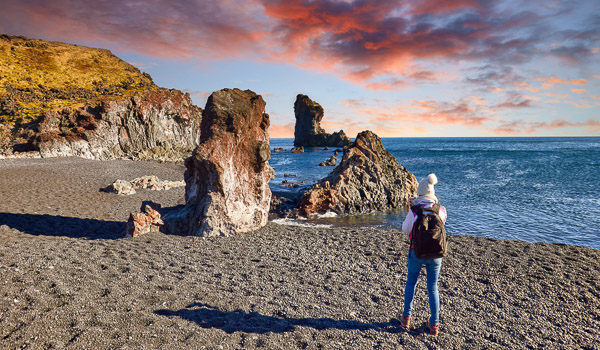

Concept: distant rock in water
[[164, 88, 274, 237], [298, 130, 417, 217], [0, 35, 201, 161], [293, 94, 351, 148], [319, 155, 337, 166]]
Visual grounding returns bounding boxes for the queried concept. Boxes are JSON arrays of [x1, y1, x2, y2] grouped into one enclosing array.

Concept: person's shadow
[[155, 303, 407, 334]]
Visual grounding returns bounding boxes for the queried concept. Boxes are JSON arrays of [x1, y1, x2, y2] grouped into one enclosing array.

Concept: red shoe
[[427, 320, 439, 336], [400, 315, 410, 328]]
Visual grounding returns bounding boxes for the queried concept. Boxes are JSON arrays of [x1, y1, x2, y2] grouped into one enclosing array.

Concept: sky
[[1, 0, 599, 137]]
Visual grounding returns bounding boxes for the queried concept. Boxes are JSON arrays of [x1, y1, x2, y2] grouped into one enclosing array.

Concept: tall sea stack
[[293, 94, 351, 147], [164, 88, 274, 237]]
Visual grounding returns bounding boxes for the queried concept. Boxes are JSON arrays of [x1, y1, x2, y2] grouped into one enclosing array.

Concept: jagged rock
[[164, 88, 274, 237], [106, 175, 185, 195], [124, 203, 163, 237], [298, 130, 418, 217], [284, 173, 297, 177], [282, 180, 306, 188], [110, 179, 136, 195], [28, 88, 202, 161], [293, 94, 352, 147], [319, 155, 337, 166], [273, 147, 285, 153], [291, 146, 304, 153]]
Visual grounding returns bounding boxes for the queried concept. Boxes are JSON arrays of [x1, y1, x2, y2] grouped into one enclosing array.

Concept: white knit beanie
[[417, 173, 438, 202]]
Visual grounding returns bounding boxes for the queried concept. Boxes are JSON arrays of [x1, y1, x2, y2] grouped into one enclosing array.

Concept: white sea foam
[[315, 211, 338, 218], [271, 218, 332, 229]]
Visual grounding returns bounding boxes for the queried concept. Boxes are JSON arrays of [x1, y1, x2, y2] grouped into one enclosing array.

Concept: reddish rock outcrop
[[124, 203, 163, 237], [17, 88, 202, 161], [164, 88, 274, 237], [298, 130, 417, 217], [293, 94, 352, 147]]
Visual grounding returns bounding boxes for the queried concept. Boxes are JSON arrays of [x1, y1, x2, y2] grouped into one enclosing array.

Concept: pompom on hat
[[417, 173, 438, 202]]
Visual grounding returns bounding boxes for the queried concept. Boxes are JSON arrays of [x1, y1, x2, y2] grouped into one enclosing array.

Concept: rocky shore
[[1, 158, 599, 349]]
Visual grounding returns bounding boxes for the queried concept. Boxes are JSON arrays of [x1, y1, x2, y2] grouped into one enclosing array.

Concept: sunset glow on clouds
[[1, 0, 599, 137]]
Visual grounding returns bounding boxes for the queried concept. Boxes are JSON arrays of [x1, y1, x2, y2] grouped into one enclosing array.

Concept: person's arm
[[402, 209, 416, 234]]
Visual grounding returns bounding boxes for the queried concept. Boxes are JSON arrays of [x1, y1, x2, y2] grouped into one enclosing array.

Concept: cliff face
[[30, 88, 202, 161], [293, 94, 351, 147], [0, 35, 201, 160]]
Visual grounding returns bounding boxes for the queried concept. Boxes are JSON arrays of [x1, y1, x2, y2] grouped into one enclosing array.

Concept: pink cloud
[[1, 0, 598, 96], [269, 123, 294, 138], [0, 0, 270, 60], [492, 119, 600, 135]]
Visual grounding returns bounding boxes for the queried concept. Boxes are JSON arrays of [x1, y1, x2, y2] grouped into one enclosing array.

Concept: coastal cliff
[[0, 35, 201, 160]]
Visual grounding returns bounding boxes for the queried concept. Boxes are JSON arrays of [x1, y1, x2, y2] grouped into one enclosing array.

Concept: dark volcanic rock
[[293, 94, 351, 147], [319, 155, 337, 166], [298, 130, 417, 217], [21, 88, 202, 161], [164, 88, 274, 237]]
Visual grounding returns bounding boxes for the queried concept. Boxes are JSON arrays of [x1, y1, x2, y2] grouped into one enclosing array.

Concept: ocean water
[[269, 137, 600, 249]]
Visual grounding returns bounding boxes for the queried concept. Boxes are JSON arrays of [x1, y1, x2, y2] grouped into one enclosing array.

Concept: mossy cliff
[[0, 34, 155, 124], [0, 35, 201, 160]]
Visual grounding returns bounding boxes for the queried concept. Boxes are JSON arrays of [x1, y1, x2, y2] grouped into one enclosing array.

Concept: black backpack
[[410, 204, 447, 259]]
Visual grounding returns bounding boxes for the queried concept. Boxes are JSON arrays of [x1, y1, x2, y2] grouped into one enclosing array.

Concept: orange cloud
[[545, 92, 569, 98], [571, 89, 588, 94], [535, 75, 587, 90], [340, 99, 363, 107]]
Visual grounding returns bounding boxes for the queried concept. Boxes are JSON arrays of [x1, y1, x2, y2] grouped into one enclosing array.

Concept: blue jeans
[[403, 249, 442, 325]]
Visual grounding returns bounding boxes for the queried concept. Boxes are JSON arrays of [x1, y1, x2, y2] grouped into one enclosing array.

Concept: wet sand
[[1, 158, 599, 349]]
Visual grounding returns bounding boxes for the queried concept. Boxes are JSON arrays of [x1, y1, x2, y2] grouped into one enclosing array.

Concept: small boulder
[[124, 203, 163, 237], [291, 146, 304, 153], [319, 155, 337, 166], [106, 175, 185, 195]]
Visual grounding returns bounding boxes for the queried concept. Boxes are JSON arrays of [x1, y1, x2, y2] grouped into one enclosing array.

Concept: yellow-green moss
[[0, 34, 156, 125]]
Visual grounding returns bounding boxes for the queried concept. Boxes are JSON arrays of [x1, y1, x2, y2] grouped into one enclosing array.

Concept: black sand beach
[[1, 158, 599, 349]]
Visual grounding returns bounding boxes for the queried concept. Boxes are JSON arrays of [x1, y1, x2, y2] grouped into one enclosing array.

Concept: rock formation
[[163, 88, 274, 237], [0, 35, 201, 161], [106, 175, 185, 195], [319, 155, 337, 166], [124, 203, 164, 237], [293, 94, 352, 147], [27, 88, 202, 160], [298, 130, 418, 217]]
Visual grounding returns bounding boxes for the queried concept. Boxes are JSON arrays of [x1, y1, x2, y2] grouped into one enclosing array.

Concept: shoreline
[[1, 157, 599, 348]]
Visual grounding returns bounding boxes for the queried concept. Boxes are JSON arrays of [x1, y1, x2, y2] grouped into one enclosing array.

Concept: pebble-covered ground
[[1, 158, 599, 349]]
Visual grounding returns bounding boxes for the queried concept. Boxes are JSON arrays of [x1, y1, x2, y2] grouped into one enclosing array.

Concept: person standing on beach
[[400, 173, 447, 336]]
